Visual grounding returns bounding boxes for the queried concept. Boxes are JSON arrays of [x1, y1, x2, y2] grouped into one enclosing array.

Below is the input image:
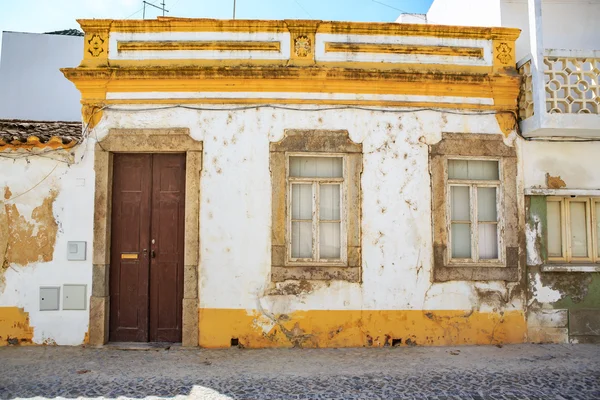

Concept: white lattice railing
[[518, 51, 600, 119]]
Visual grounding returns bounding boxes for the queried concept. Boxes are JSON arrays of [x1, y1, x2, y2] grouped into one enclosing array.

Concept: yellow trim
[[324, 42, 484, 58], [77, 18, 520, 41], [105, 59, 493, 73], [62, 66, 521, 113], [198, 308, 527, 348], [0, 136, 79, 152], [0, 307, 34, 346], [117, 40, 281, 52]]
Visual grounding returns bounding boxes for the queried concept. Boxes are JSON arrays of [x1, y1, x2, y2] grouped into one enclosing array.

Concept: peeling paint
[[526, 214, 543, 266], [3, 189, 58, 267], [530, 273, 562, 304], [546, 173, 566, 189]]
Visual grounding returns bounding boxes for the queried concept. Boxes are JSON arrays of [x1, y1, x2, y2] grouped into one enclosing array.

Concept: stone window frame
[[89, 128, 202, 347], [431, 133, 519, 282], [270, 130, 362, 282], [445, 155, 506, 266]]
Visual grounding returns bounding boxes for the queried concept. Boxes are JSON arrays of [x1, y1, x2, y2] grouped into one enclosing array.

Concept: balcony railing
[[518, 50, 600, 120]]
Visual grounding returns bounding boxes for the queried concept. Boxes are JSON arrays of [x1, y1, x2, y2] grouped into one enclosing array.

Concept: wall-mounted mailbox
[[40, 287, 60, 311], [63, 284, 87, 310], [67, 241, 86, 261]]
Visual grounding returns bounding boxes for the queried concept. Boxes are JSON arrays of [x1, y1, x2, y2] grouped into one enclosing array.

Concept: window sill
[[272, 265, 360, 282], [541, 265, 600, 273], [434, 266, 518, 282]]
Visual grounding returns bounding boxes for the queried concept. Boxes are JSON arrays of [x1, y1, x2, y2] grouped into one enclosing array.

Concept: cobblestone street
[[0, 344, 599, 399]]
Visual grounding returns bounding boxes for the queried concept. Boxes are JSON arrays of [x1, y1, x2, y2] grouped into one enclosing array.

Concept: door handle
[[151, 250, 156, 258]]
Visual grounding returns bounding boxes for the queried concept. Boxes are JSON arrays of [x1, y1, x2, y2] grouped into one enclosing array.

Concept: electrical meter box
[[63, 284, 87, 310], [40, 287, 60, 311], [67, 241, 86, 261]]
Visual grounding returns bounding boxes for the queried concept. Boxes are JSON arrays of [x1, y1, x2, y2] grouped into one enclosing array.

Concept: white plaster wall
[[93, 105, 524, 316], [426, 0, 502, 27], [0, 32, 82, 122], [522, 140, 600, 189], [0, 146, 94, 345]]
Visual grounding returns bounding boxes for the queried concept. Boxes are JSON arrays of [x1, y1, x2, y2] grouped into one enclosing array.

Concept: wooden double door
[[109, 153, 186, 343]]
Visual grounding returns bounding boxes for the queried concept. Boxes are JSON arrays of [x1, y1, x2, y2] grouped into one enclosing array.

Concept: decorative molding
[[495, 42, 512, 64], [117, 40, 281, 52], [87, 34, 106, 57], [294, 35, 311, 57], [324, 42, 484, 58]]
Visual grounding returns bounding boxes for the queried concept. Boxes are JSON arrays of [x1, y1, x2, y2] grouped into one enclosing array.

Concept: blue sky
[[1, 0, 433, 34]]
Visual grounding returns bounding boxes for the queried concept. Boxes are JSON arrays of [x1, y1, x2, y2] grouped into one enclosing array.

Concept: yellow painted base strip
[[199, 309, 527, 348], [0, 307, 34, 346]]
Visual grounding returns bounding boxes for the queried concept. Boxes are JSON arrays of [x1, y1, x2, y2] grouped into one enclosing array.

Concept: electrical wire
[[2, 164, 59, 202], [124, 0, 162, 19], [3, 102, 597, 167], [102, 103, 502, 115], [291, 0, 313, 18], [370, 0, 427, 21]]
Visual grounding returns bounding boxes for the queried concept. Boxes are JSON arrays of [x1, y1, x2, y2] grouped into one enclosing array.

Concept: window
[[430, 133, 519, 282], [448, 159, 503, 264], [270, 129, 362, 282], [288, 155, 346, 264], [547, 197, 600, 263]]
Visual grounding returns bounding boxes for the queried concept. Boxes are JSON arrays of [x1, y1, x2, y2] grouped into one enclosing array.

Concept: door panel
[[109, 154, 152, 342], [110, 153, 185, 343], [150, 154, 185, 342]]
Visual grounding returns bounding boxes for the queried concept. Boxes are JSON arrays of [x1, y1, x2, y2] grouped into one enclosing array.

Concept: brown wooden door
[[110, 153, 185, 343]]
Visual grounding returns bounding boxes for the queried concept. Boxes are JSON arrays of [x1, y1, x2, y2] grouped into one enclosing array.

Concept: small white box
[[67, 241, 86, 261], [63, 285, 87, 310], [40, 287, 60, 311]]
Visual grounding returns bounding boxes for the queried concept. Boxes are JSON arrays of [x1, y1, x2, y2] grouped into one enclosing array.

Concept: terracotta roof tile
[[0, 120, 83, 151]]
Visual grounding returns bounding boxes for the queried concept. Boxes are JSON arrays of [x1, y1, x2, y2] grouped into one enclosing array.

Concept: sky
[[0, 0, 434, 34]]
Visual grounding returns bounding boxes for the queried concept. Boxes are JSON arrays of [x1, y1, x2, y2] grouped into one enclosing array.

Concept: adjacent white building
[[0, 31, 83, 121]]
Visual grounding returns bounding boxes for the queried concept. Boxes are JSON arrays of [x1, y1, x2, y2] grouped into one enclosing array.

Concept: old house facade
[[1, 17, 532, 348]]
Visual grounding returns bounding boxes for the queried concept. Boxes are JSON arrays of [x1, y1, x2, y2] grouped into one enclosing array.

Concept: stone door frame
[[89, 128, 202, 347]]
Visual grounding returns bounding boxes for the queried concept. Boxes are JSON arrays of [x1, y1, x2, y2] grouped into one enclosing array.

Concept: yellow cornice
[[62, 66, 520, 114], [76, 18, 520, 41], [63, 66, 515, 85]]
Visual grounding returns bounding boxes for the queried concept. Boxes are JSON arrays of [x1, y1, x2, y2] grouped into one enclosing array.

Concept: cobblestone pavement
[[0, 344, 599, 399]]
